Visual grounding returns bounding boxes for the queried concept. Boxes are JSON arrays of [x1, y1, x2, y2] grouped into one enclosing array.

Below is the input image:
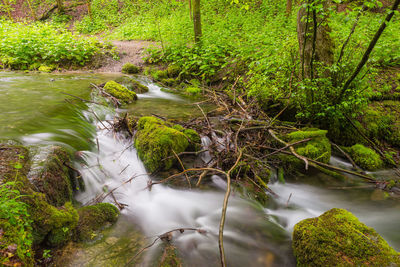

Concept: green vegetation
[[103, 80, 138, 103], [75, 203, 119, 241], [346, 144, 384, 170], [121, 63, 140, 74], [0, 20, 100, 69], [0, 182, 34, 266], [293, 208, 400, 266]]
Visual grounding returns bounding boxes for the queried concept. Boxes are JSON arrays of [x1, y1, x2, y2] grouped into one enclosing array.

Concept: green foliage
[[0, 182, 33, 265], [293, 208, 400, 266], [0, 20, 100, 69]]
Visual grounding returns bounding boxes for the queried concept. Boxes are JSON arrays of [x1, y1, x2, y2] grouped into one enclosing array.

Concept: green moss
[[151, 69, 168, 81], [185, 86, 201, 96], [29, 146, 74, 207], [155, 244, 182, 267], [0, 143, 80, 249], [134, 116, 189, 172], [346, 144, 383, 171], [75, 203, 119, 241], [45, 202, 79, 247], [103, 81, 137, 104], [183, 129, 201, 151], [293, 208, 400, 267], [286, 129, 331, 164], [361, 101, 400, 147], [38, 65, 55, 73], [114, 76, 149, 93], [167, 65, 180, 77], [121, 63, 140, 74]]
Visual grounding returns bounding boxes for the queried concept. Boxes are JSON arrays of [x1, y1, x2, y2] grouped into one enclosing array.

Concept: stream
[[1, 71, 400, 266]]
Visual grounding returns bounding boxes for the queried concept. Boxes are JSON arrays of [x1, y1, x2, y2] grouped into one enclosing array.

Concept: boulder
[[293, 208, 400, 266]]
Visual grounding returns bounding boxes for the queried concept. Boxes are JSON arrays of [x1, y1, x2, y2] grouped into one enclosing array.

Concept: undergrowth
[[0, 20, 100, 69]]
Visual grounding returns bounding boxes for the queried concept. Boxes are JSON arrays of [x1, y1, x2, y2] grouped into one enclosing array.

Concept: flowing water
[[1, 71, 400, 266]]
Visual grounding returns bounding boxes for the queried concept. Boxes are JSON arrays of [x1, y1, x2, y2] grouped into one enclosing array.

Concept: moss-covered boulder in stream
[[103, 81, 137, 104], [134, 116, 200, 172], [286, 129, 331, 164], [0, 143, 80, 252], [75, 203, 120, 241], [114, 76, 149, 93], [346, 144, 383, 171], [121, 63, 140, 74], [293, 208, 400, 267], [28, 145, 76, 207]]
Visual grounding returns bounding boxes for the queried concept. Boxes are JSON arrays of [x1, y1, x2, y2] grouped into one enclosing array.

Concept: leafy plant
[[0, 182, 33, 264], [0, 20, 101, 69]]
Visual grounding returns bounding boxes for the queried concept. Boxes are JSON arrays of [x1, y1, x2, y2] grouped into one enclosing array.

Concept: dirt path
[[95, 40, 157, 73]]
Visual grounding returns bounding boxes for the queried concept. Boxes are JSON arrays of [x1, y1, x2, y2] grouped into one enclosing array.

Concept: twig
[[219, 149, 243, 267], [268, 129, 309, 170], [125, 228, 206, 266], [172, 149, 191, 188], [260, 138, 311, 159], [286, 193, 292, 207]]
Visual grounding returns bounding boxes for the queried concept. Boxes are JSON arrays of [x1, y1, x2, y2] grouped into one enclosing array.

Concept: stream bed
[[1, 71, 399, 266]]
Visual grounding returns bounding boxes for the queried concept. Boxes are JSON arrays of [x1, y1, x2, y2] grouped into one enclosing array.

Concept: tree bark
[[192, 0, 202, 43], [297, 0, 334, 79], [56, 0, 64, 14], [286, 0, 293, 16], [338, 0, 400, 102], [1, 0, 13, 21]]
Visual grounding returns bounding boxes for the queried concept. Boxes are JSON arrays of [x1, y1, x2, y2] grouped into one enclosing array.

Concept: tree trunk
[[1, 0, 13, 21], [297, 0, 334, 79], [26, 0, 37, 20], [87, 0, 92, 21], [56, 0, 64, 14], [192, 0, 202, 43], [286, 0, 293, 16]]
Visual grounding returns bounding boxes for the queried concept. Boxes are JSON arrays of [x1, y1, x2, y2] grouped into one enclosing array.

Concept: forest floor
[[94, 40, 155, 73]]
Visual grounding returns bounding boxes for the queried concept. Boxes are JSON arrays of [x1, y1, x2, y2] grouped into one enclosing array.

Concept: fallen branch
[[219, 149, 243, 267], [268, 129, 309, 170], [125, 228, 207, 266]]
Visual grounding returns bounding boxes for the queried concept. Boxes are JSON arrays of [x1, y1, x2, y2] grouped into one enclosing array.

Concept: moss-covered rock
[[183, 129, 201, 151], [346, 144, 383, 171], [103, 81, 137, 104], [75, 203, 119, 241], [0, 143, 79, 249], [28, 146, 75, 207], [185, 86, 201, 96], [114, 76, 149, 93], [150, 69, 168, 81], [134, 117, 190, 172], [286, 128, 331, 164], [293, 208, 400, 267], [38, 65, 55, 73], [121, 63, 140, 74]]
